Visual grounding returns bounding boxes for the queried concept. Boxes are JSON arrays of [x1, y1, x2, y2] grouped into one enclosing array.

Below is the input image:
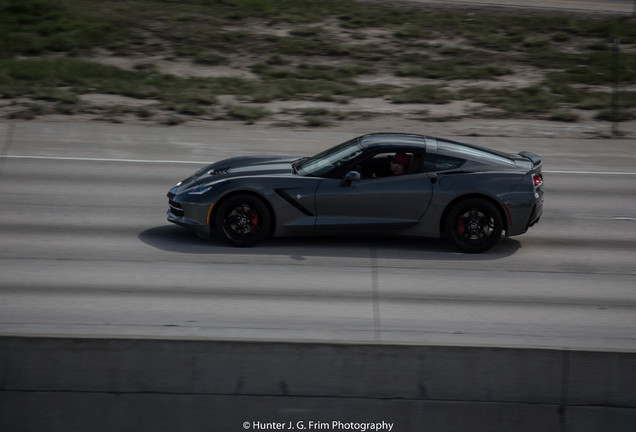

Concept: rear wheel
[[445, 198, 503, 253], [215, 194, 271, 247]]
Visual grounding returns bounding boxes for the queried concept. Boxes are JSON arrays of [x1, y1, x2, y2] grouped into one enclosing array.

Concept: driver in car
[[390, 153, 411, 175]]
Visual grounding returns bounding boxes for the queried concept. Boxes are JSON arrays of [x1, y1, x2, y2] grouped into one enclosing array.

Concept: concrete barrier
[[1, 336, 635, 431]]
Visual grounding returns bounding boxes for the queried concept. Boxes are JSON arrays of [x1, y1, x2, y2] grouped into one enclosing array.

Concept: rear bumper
[[506, 191, 543, 237], [526, 198, 543, 229]]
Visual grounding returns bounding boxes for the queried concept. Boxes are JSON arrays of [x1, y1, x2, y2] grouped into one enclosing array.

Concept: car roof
[[358, 133, 516, 163], [358, 133, 428, 150]]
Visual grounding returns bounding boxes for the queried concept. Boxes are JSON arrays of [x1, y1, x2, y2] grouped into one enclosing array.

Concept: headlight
[[186, 180, 228, 195]]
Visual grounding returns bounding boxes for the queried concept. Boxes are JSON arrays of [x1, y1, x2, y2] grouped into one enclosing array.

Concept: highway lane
[[0, 122, 635, 350]]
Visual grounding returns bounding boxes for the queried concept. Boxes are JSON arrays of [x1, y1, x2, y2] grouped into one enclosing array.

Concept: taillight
[[533, 173, 543, 187]]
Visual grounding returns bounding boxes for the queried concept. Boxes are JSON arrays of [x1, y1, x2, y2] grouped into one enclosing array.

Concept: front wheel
[[445, 198, 503, 253], [215, 194, 271, 247]]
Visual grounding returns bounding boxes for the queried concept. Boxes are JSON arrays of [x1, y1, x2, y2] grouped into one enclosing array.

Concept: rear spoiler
[[518, 151, 542, 168]]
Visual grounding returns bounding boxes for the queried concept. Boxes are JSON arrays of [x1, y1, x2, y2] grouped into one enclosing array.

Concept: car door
[[314, 162, 433, 231]]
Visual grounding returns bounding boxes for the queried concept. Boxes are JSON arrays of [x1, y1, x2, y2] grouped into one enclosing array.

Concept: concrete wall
[[1, 336, 635, 432]]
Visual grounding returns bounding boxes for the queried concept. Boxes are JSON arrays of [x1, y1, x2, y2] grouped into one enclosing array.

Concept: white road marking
[[0, 154, 210, 164], [544, 170, 636, 175], [2, 155, 636, 176]]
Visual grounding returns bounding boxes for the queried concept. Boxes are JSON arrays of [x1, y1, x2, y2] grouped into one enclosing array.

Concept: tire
[[445, 198, 503, 253], [215, 194, 271, 247]]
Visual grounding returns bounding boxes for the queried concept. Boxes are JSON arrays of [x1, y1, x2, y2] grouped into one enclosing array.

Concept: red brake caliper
[[250, 210, 259, 231], [457, 216, 465, 235]]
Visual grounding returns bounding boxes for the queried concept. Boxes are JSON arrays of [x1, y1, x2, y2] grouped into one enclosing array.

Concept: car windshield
[[296, 138, 363, 176]]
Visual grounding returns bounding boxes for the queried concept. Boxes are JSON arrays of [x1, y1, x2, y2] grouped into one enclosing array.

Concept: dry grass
[[1, 0, 635, 128]]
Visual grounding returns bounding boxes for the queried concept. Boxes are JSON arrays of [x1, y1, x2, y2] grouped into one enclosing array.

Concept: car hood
[[171, 155, 297, 193]]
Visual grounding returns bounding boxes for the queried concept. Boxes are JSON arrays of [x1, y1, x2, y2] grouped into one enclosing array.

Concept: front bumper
[[167, 192, 212, 235], [167, 211, 208, 230]]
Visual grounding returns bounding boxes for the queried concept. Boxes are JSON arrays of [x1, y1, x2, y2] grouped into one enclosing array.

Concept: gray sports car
[[167, 133, 543, 253]]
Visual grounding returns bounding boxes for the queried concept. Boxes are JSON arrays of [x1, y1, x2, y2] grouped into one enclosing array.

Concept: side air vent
[[208, 167, 229, 175]]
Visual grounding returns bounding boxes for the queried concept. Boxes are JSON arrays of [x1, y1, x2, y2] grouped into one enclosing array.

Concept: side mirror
[[340, 171, 361, 187]]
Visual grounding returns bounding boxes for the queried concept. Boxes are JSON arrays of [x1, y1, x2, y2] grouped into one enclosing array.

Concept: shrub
[[548, 110, 579, 122], [227, 104, 269, 123], [392, 85, 454, 104]]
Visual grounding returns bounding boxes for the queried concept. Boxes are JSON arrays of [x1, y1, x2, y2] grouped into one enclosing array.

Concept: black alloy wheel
[[215, 194, 271, 247], [445, 198, 503, 253]]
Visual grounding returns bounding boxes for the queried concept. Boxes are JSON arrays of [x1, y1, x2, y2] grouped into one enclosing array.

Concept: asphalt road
[[1, 121, 635, 351], [379, 0, 636, 15]]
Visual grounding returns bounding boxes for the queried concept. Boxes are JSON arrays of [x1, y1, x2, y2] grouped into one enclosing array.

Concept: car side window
[[422, 153, 464, 172], [356, 152, 422, 178]]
